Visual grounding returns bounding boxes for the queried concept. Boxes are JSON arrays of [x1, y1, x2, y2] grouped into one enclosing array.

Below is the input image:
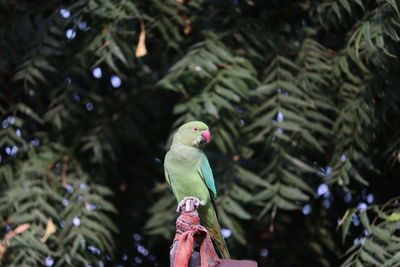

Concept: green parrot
[[164, 121, 231, 259]]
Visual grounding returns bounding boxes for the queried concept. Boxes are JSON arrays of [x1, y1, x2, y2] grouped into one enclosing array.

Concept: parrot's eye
[[193, 127, 199, 132]]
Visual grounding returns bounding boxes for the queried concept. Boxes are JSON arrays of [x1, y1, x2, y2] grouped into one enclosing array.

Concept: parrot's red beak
[[201, 129, 211, 143]]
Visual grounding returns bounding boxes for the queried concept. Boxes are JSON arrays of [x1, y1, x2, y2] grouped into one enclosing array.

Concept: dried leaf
[[1, 223, 31, 262], [0, 243, 6, 263], [182, 14, 191, 35], [40, 218, 57, 243], [5, 223, 30, 239], [136, 22, 147, 57]]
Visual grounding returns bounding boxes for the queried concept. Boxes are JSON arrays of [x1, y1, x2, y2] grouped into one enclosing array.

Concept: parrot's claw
[[176, 196, 203, 213]]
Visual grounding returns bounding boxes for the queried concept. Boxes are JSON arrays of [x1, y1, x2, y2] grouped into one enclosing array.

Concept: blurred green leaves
[[0, 145, 117, 266], [1, 0, 400, 266], [340, 199, 400, 267]]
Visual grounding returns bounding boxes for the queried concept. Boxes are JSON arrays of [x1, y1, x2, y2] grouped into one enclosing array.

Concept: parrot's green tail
[[206, 212, 231, 259]]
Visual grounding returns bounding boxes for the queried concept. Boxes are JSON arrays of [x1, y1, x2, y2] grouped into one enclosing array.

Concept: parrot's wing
[[164, 169, 172, 191], [164, 152, 173, 191], [198, 152, 217, 200]]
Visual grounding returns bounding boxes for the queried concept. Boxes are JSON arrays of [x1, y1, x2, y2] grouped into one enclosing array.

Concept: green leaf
[[222, 196, 252, 220], [110, 42, 128, 65], [235, 166, 270, 188], [283, 153, 316, 173], [277, 56, 300, 70], [204, 99, 220, 118], [332, 3, 342, 20], [273, 195, 299, 210], [372, 206, 389, 220], [230, 184, 253, 203], [94, 184, 114, 196], [247, 107, 277, 131], [218, 127, 235, 153], [252, 187, 277, 202], [363, 239, 388, 261], [387, 212, 400, 221], [354, 0, 364, 10], [279, 185, 309, 201], [371, 225, 392, 241], [280, 108, 307, 123], [149, 194, 175, 213], [363, 22, 374, 48], [301, 130, 324, 153], [214, 133, 228, 153], [145, 211, 174, 229], [360, 210, 372, 232], [339, 0, 352, 15], [341, 209, 355, 243], [384, 251, 400, 267], [353, 29, 363, 57], [278, 81, 307, 98], [280, 168, 314, 194], [387, 0, 400, 17], [339, 0, 351, 16], [360, 249, 383, 266], [218, 209, 246, 244], [255, 83, 277, 95], [215, 86, 241, 102]]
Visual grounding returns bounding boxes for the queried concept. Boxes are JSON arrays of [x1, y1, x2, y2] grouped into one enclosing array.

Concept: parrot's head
[[173, 121, 211, 147]]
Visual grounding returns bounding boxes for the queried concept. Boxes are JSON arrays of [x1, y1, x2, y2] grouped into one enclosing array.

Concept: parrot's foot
[[176, 196, 204, 213]]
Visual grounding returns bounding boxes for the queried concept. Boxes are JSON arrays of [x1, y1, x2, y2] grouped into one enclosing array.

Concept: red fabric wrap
[[174, 211, 220, 267]]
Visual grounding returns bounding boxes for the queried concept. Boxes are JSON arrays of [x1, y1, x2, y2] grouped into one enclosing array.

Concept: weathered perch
[[170, 197, 257, 267]]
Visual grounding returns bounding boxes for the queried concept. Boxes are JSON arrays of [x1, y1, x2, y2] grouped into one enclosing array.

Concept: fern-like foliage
[[341, 199, 400, 266], [2, 0, 400, 265], [0, 145, 117, 266]]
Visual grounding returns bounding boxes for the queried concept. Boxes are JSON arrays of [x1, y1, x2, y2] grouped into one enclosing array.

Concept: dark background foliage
[[1, 0, 400, 266]]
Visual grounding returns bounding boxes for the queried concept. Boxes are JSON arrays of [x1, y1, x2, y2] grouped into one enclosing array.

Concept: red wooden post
[[170, 197, 258, 267], [188, 251, 258, 267]]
